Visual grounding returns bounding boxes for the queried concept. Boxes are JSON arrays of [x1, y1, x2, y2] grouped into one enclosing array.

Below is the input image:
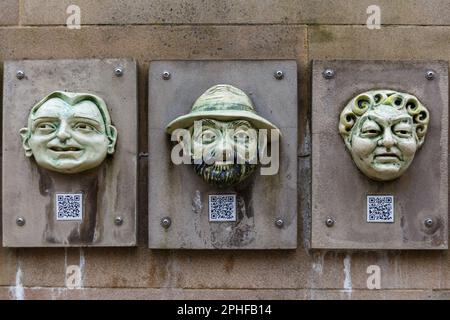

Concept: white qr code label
[[367, 195, 394, 223], [56, 193, 83, 221], [208, 194, 237, 222]]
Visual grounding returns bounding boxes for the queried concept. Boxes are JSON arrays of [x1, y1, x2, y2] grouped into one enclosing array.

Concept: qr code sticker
[[56, 193, 83, 221], [208, 194, 236, 222], [367, 195, 394, 223]]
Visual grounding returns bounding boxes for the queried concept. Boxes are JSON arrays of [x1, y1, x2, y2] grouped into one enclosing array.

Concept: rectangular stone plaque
[[148, 60, 298, 249], [2, 59, 137, 247], [311, 60, 448, 250]]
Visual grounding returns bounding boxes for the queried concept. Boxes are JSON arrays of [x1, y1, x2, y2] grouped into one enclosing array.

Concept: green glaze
[[20, 91, 117, 174], [190, 118, 258, 187], [166, 84, 280, 187], [339, 90, 430, 181]]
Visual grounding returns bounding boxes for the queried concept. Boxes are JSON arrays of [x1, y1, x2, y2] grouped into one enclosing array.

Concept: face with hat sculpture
[[20, 91, 118, 174], [339, 90, 429, 181], [166, 84, 280, 187]]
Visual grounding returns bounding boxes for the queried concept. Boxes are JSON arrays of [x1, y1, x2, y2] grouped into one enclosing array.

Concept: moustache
[[193, 161, 257, 187]]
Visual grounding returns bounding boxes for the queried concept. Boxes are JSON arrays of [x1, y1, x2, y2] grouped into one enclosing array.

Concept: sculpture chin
[[193, 162, 257, 187]]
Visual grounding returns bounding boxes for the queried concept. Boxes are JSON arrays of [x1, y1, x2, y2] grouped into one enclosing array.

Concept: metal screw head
[[274, 70, 284, 80], [425, 70, 435, 80], [323, 68, 335, 79], [325, 218, 335, 227], [114, 216, 123, 226], [16, 70, 25, 80], [162, 71, 171, 80], [275, 218, 284, 228], [114, 67, 124, 77], [424, 218, 433, 228], [16, 217, 25, 227], [161, 217, 172, 229]]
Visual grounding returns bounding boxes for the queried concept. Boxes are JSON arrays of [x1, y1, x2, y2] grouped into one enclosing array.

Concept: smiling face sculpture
[[166, 84, 280, 187], [19, 91, 117, 174], [339, 90, 430, 181]]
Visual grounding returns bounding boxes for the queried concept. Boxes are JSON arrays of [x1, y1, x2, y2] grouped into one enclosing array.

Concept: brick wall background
[[0, 0, 449, 299]]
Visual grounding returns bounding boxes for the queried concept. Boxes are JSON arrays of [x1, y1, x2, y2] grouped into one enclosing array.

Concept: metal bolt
[[325, 217, 335, 227], [114, 67, 124, 77], [16, 217, 25, 227], [114, 216, 123, 226], [16, 70, 25, 80], [424, 218, 433, 228], [425, 70, 435, 80], [323, 68, 335, 79], [275, 218, 284, 228], [162, 71, 171, 80], [161, 217, 172, 229], [274, 70, 284, 80]]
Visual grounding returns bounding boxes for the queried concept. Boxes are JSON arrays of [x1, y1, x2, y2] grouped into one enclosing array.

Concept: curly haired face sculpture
[[19, 91, 118, 174], [339, 90, 429, 181]]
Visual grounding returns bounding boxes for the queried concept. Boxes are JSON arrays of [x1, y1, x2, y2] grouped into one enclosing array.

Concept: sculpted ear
[[19, 128, 33, 157], [107, 125, 118, 154]]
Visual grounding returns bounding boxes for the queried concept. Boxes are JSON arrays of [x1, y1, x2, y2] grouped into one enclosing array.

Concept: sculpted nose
[[216, 141, 233, 161], [380, 128, 396, 149], [56, 123, 71, 142]]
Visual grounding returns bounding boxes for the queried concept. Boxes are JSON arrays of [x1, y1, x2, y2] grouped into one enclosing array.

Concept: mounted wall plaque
[[148, 60, 298, 249], [311, 60, 448, 250], [2, 59, 137, 247]]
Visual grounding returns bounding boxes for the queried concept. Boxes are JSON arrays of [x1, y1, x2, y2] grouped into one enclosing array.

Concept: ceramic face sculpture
[[190, 118, 258, 186], [339, 90, 429, 181], [20, 91, 117, 174], [166, 84, 280, 187]]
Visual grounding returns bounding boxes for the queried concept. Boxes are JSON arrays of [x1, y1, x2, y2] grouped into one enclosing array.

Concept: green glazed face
[[20, 94, 117, 174], [190, 119, 258, 187], [339, 90, 429, 181]]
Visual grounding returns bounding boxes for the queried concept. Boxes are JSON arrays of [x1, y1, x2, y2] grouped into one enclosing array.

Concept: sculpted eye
[[74, 123, 96, 132], [361, 127, 381, 137], [393, 122, 412, 137], [38, 123, 54, 129], [360, 120, 381, 137], [201, 130, 216, 143], [234, 131, 248, 140], [36, 123, 56, 133]]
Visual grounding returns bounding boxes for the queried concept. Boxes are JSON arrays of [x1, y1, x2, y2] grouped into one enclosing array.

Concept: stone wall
[[0, 0, 449, 299]]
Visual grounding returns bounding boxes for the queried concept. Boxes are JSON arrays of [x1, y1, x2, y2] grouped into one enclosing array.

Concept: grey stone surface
[[0, 286, 437, 300], [2, 59, 137, 247], [20, 0, 450, 26], [148, 60, 297, 249], [311, 60, 448, 250]]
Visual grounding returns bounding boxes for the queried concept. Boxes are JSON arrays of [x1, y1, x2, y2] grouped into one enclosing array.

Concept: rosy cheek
[[351, 136, 377, 158]]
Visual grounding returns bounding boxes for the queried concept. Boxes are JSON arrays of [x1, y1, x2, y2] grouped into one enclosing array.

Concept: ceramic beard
[[339, 90, 429, 181], [166, 84, 280, 187], [20, 91, 118, 174]]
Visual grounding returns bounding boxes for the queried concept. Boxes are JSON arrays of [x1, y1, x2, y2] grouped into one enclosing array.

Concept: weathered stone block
[[311, 60, 448, 249], [2, 59, 138, 247], [148, 60, 297, 249], [0, 0, 18, 26]]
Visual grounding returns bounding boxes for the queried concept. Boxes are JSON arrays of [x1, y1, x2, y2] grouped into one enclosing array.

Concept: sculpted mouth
[[374, 153, 400, 162], [49, 146, 82, 152]]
